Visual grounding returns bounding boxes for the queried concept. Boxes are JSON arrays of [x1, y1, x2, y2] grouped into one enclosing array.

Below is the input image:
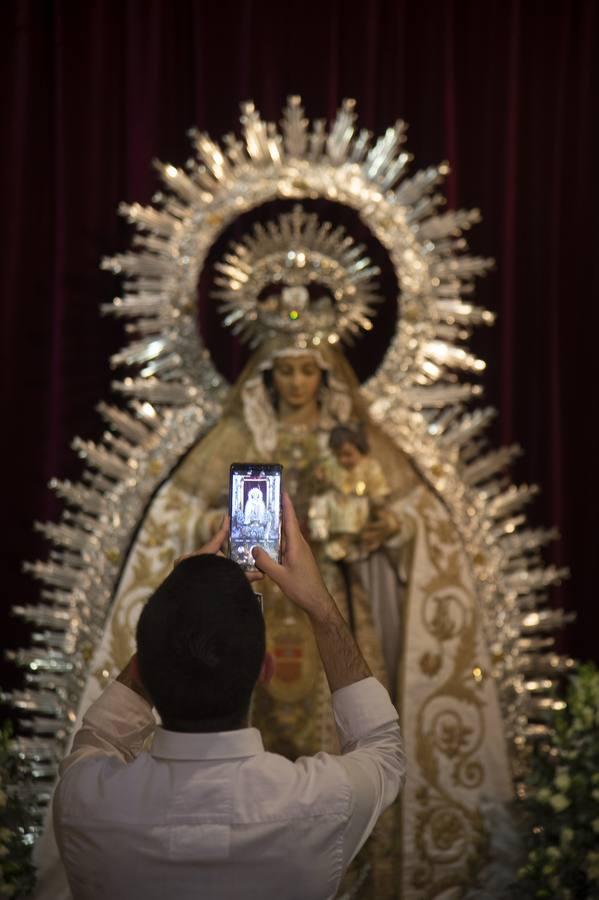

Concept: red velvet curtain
[[2, 0, 598, 692]]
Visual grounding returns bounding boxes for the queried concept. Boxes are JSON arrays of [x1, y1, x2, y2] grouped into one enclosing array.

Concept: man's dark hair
[[136, 555, 265, 730]]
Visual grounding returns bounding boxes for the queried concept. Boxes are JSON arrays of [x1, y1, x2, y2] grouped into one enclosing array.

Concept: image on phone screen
[[229, 463, 283, 569]]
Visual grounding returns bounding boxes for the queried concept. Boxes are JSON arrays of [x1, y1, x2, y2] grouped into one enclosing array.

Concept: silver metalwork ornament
[[213, 204, 382, 348]]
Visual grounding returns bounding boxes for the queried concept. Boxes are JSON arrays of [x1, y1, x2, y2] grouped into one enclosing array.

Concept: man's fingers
[[252, 545, 283, 579], [281, 492, 301, 554], [172, 516, 230, 568], [282, 491, 299, 527], [173, 554, 188, 569], [245, 570, 264, 584], [201, 515, 230, 555]]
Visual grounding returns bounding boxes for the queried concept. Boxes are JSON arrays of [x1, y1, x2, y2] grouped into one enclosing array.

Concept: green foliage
[[514, 663, 599, 900], [0, 723, 36, 899]]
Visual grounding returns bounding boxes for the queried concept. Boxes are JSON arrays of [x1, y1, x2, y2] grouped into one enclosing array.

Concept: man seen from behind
[[53, 493, 406, 899]]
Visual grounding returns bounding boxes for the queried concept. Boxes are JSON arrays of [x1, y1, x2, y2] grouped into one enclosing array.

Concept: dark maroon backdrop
[[2, 0, 598, 698]]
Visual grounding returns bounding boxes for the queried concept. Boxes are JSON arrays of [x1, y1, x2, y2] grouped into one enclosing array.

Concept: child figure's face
[[334, 441, 363, 470]]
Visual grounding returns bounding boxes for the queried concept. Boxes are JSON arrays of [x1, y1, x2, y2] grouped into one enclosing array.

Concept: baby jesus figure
[[309, 425, 392, 562]]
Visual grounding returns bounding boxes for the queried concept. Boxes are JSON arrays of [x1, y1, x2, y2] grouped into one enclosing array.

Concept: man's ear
[[117, 653, 153, 706], [258, 650, 274, 685]]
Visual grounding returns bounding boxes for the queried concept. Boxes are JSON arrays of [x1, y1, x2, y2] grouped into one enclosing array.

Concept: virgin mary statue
[[31, 206, 518, 900]]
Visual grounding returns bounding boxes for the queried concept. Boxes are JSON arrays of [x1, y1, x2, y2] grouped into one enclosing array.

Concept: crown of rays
[[213, 205, 382, 349]]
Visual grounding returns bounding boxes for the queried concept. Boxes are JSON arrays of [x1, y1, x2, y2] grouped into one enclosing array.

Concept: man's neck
[[161, 713, 248, 733]]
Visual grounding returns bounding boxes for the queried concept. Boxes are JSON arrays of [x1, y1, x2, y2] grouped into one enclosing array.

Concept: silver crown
[[213, 205, 381, 349]]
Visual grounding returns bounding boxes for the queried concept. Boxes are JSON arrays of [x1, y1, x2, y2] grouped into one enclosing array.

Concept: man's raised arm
[[253, 494, 406, 866], [252, 493, 372, 694]]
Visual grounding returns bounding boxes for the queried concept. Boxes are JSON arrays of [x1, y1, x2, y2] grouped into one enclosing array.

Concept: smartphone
[[228, 463, 283, 570]]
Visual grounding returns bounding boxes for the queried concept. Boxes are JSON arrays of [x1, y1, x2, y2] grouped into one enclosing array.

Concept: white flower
[[592, 818, 599, 834], [0, 790, 6, 809], [549, 793, 570, 812], [554, 770, 571, 792], [536, 787, 552, 803], [586, 850, 599, 882], [560, 826, 574, 845], [546, 846, 561, 859], [0, 844, 8, 859]]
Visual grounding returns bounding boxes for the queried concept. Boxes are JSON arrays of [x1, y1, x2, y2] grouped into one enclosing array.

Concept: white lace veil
[[225, 340, 363, 456]]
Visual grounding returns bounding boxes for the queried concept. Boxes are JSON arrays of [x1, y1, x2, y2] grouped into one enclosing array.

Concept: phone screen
[[228, 463, 283, 569]]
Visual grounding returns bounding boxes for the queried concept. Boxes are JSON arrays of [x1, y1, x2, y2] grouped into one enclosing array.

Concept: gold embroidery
[[85, 420, 513, 899], [407, 488, 493, 897]]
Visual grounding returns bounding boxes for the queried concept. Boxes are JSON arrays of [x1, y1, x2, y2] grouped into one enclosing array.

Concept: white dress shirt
[[53, 677, 405, 900]]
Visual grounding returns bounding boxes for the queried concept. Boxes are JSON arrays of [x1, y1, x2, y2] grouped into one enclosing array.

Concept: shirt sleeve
[[59, 680, 156, 776], [331, 677, 406, 867]]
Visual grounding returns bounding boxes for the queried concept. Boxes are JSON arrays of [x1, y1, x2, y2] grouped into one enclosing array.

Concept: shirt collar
[[151, 726, 264, 761]]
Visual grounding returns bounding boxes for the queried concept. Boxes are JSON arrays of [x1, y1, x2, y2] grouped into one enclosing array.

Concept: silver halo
[[8, 97, 571, 836]]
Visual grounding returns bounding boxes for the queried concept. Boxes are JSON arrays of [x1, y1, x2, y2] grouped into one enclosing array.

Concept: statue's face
[[271, 354, 322, 409], [334, 441, 362, 471]]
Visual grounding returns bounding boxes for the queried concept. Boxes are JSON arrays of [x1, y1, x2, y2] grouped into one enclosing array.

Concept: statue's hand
[[362, 509, 400, 553]]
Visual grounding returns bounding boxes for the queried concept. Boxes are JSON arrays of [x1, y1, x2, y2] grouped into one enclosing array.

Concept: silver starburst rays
[[214, 205, 381, 348], [97, 95, 496, 406], [5, 97, 571, 839]]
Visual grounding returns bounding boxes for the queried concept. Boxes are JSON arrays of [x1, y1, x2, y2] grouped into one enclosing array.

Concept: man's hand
[[252, 493, 336, 623], [254, 493, 371, 692], [174, 516, 263, 584]]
